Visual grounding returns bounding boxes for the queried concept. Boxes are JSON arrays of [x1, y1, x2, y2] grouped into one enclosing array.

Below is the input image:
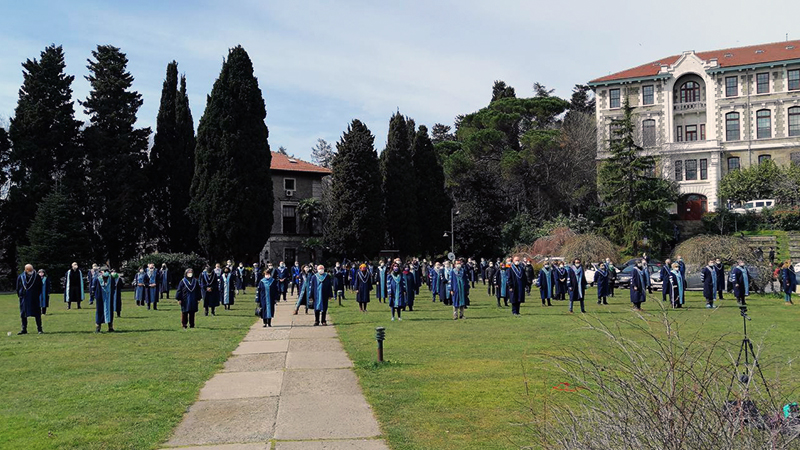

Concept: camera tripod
[[727, 306, 774, 406]]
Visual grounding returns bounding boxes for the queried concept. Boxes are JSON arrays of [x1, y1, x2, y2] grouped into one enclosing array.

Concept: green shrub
[[120, 253, 208, 286]]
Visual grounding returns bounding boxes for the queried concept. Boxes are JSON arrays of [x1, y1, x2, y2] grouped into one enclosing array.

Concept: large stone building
[[589, 40, 800, 220], [261, 152, 330, 264]]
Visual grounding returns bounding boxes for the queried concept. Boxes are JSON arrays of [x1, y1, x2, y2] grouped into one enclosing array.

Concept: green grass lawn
[[0, 291, 256, 450], [332, 284, 800, 450]]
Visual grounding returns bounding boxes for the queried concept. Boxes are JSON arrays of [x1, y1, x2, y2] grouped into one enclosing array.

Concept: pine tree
[[188, 45, 273, 262], [171, 74, 197, 253], [17, 190, 90, 287], [148, 61, 179, 251], [310, 138, 335, 169], [411, 125, 451, 256], [82, 45, 151, 266], [381, 112, 418, 255], [598, 99, 677, 253], [491, 80, 516, 102], [324, 120, 383, 258]]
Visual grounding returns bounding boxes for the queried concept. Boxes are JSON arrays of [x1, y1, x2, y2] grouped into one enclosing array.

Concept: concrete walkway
[[160, 301, 388, 450]]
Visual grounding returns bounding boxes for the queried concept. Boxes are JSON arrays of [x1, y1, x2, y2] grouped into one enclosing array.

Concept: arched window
[[789, 106, 800, 137], [642, 119, 656, 147], [726, 112, 740, 141], [679, 81, 700, 103], [756, 109, 771, 139]]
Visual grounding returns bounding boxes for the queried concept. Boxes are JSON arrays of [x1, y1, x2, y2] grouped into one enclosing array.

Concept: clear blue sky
[[1, 0, 797, 160]]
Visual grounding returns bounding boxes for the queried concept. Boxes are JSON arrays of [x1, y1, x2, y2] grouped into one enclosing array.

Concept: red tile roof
[[270, 152, 331, 174], [590, 40, 800, 84]]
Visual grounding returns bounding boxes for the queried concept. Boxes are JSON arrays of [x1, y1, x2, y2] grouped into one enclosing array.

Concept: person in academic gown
[[781, 260, 797, 305], [567, 259, 588, 314], [374, 260, 388, 303], [88, 264, 99, 305], [714, 259, 725, 300], [64, 262, 84, 309], [403, 267, 416, 311], [676, 256, 686, 279], [93, 268, 116, 333], [134, 267, 146, 306], [38, 269, 50, 315], [700, 260, 717, 309], [667, 262, 685, 308], [236, 262, 246, 294], [731, 260, 750, 306], [660, 259, 672, 302], [291, 261, 301, 297], [252, 263, 260, 291], [256, 269, 280, 327], [220, 267, 236, 310], [437, 263, 449, 305], [430, 262, 442, 302], [495, 262, 510, 307], [524, 260, 535, 294], [175, 268, 202, 329], [604, 258, 617, 297], [145, 263, 159, 310], [294, 265, 313, 315], [310, 265, 334, 326], [450, 260, 469, 320], [387, 264, 406, 320], [17, 264, 43, 334], [485, 261, 496, 296], [630, 260, 648, 311], [159, 264, 170, 299], [111, 269, 123, 317], [594, 263, 610, 305], [276, 262, 289, 302], [538, 261, 554, 306], [355, 264, 372, 313], [555, 262, 568, 300], [200, 265, 220, 316], [333, 262, 346, 305], [443, 261, 454, 306], [508, 256, 527, 316]]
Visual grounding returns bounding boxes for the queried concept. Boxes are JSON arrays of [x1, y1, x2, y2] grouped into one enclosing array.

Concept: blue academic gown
[[175, 277, 201, 313], [555, 267, 568, 297], [221, 273, 235, 305], [436, 268, 448, 301], [291, 266, 301, 288], [88, 270, 98, 304], [508, 264, 526, 304], [630, 267, 647, 304], [159, 269, 170, 296], [567, 266, 588, 302], [430, 269, 441, 297], [374, 267, 388, 300], [200, 271, 221, 308], [404, 271, 416, 308], [39, 276, 50, 310], [700, 266, 717, 300], [678, 260, 686, 279], [356, 270, 372, 303], [310, 273, 333, 312], [783, 267, 798, 295], [495, 268, 509, 300], [93, 275, 116, 324], [276, 267, 289, 293], [256, 277, 279, 319], [668, 270, 685, 306], [17, 272, 43, 318], [594, 268, 610, 298], [145, 268, 158, 305], [538, 267, 554, 300], [134, 272, 146, 302], [387, 273, 406, 309], [450, 269, 469, 308], [659, 266, 671, 293], [731, 266, 750, 299], [113, 276, 123, 314]]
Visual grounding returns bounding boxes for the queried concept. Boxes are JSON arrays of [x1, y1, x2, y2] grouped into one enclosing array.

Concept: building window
[[758, 154, 771, 164], [756, 73, 770, 94], [676, 126, 683, 142], [679, 81, 701, 103], [609, 89, 620, 108], [789, 69, 800, 91], [700, 124, 706, 140], [725, 76, 738, 97], [642, 119, 656, 147], [284, 248, 296, 266], [685, 159, 698, 180], [642, 85, 654, 105], [282, 205, 297, 235], [756, 109, 771, 139], [728, 157, 740, 172], [284, 178, 296, 191], [789, 106, 800, 137], [685, 125, 698, 142], [675, 160, 683, 181], [700, 159, 708, 180], [726, 112, 740, 141]]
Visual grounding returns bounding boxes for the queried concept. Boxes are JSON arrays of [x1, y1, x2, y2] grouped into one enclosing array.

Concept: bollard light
[[375, 326, 385, 362]]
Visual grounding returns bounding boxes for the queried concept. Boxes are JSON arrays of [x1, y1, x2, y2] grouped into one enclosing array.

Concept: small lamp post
[[375, 327, 386, 362]]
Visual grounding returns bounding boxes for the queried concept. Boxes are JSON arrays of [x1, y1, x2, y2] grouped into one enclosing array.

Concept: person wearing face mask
[[159, 263, 170, 299], [567, 258, 588, 314], [64, 262, 84, 310], [88, 263, 100, 305], [781, 260, 796, 305], [594, 262, 609, 306], [310, 265, 334, 326], [676, 255, 686, 279], [714, 258, 725, 300], [235, 262, 246, 295], [430, 262, 443, 302], [37, 270, 50, 315], [111, 269, 123, 317], [403, 266, 416, 312], [495, 261, 510, 308], [630, 259, 648, 311], [524, 259, 535, 295], [291, 261, 301, 297], [201, 265, 221, 316], [276, 261, 289, 302], [256, 269, 279, 327], [731, 260, 750, 307], [294, 265, 312, 315], [221, 267, 236, 310], [374, 260, 388, 303], [660, 259, 672, 302], [555, 262, 568, 301], [443, 260, 454, 306], [508, 256, 527, 316], [485, 261, 496, 297], [93, 267, 116, 333], [437, 262, 448, 304], [667, 262, 685, 309], [355, 264, 372, 313], [538, 260, 554, 306], [450, 260, 469, 320], [134, 267, 147, 307], [17, 264, 44, 335], [387, 264, 406, 321], [175, 269, 201, 329], [145, 263, 159, 310], [333, 262, 346, 305], [700, 260, 717, 309], [252, 263, 260, 291], [604, 258, 617, 298]]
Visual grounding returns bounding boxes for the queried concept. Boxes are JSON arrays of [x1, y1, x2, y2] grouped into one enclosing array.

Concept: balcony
[[674, 101, 706, 112]]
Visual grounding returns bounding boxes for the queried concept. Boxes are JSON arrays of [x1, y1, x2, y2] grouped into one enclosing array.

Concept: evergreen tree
[[381, 112, 418, 254], [172, 74, 198, 253], [569, 84, 596, 114], [17, 190, 90, 288], [491, 80, 516, 102], [310, 138, 335, 169], [188, 45, 273, 262], [0, 127, 12, 282], [148, 61, 179, 251], [598, 99, 677, 253], [431, 123, 455, 144], [82, 45, 151, 266], [411, 125, 450, 256], [324, 120, 383, 258]]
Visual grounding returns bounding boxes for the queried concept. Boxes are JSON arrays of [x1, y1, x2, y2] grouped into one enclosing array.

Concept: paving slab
[[275, 440, 390, 450], [165, 397, 279, 447], [243, 328, 291, 341], [232, 339, 289, 355], [288, 338, 344, 352], [285, 350, 353, 369], [199, 370, 283, 400], [281, 368, 362, 396], [161, 444, 269, 450], [289, 325, 338, 339], [274, 394, 381, 440], [223, 353, 286, 373]]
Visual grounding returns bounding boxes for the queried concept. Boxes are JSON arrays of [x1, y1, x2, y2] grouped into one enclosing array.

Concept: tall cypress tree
[[324, 120, 383, 258], [2, 44, 81, 280], [148, 61, 179, 251], [381, 112, 418, 255], [189, 45, 272, 262], [172, 74, 197, 253], [0, 127, 12, 282], [82, 45, 151, 266], [411, 125, 450, 256]]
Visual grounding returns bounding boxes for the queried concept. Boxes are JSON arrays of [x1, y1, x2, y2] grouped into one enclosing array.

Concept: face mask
[[39, 273, 45, 278], [514, 261, 519, 266], [103, 272, 110, 278], [318, 269, 325, 275], [280, 264, 285, 268], [187, 273, 193, 278], [72, 266, 78, 270]]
